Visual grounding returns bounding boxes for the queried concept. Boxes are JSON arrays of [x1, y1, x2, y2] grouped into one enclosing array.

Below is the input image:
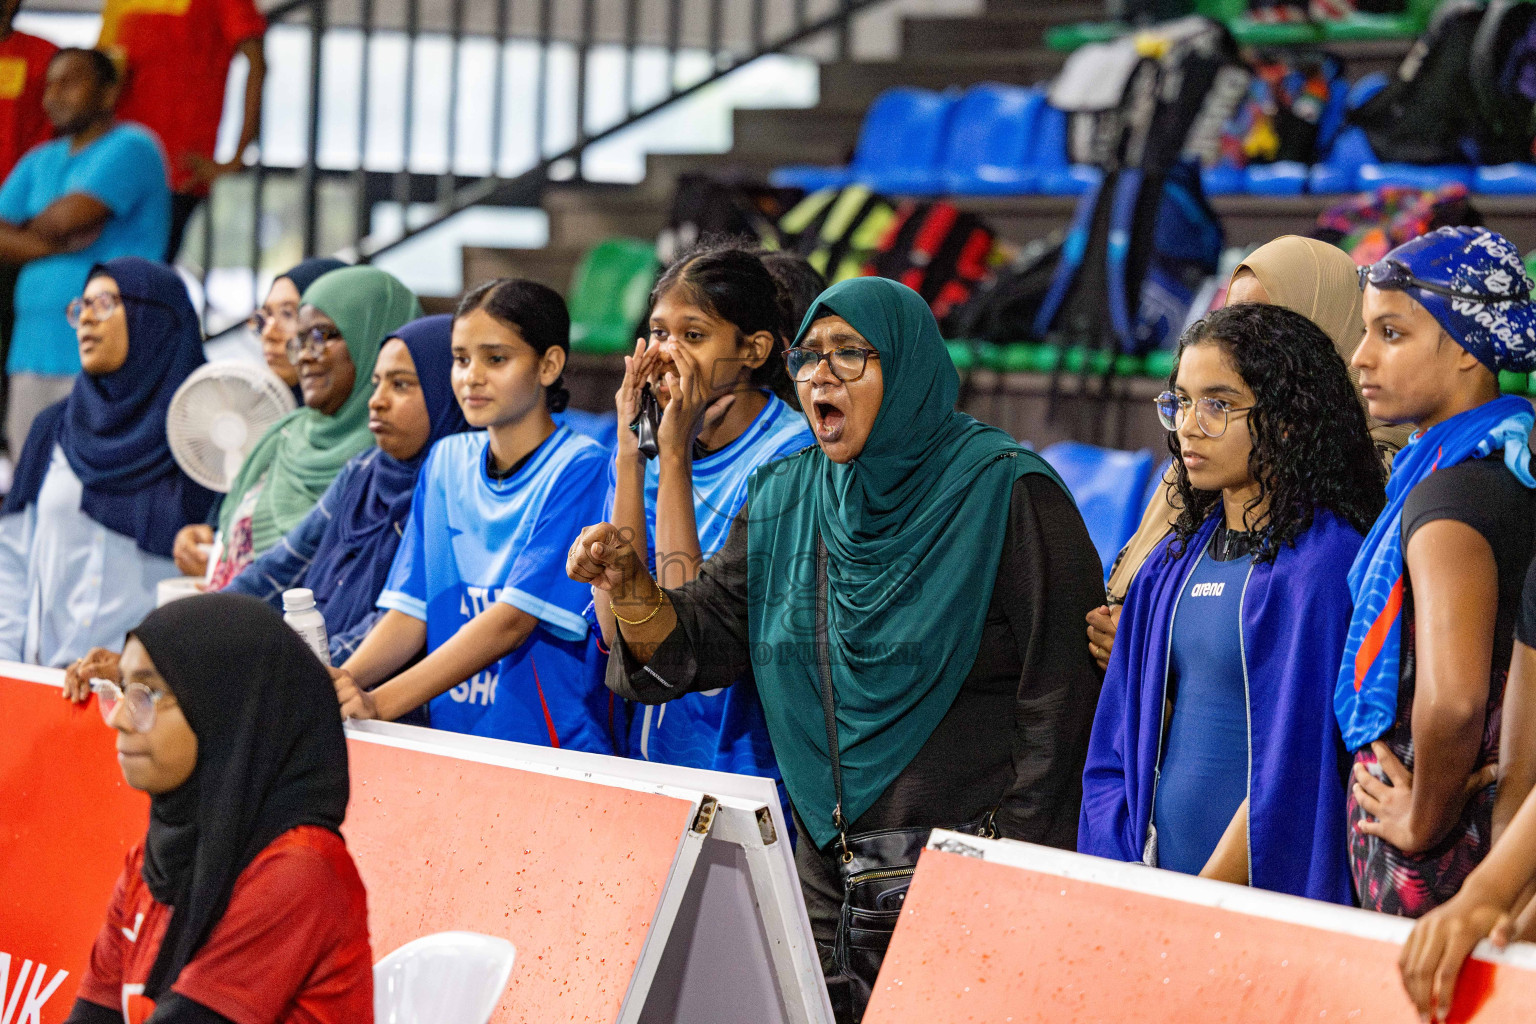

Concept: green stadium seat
[[1320, 0, 1439, 40], [567, 238, 658, 355]]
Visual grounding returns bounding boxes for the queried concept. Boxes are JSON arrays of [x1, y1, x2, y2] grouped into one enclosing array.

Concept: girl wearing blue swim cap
[[1342, 227, 1536, 923]]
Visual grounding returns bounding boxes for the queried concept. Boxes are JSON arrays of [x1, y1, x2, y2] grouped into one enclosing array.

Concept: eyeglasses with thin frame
[[285, 325, 345, 365], [785, 346, 880, 383], [247, 307, 299, 337], [66, 293, 123, 328], [1155, 391, 1257, 439], [1358, 259, 1532, 304], [90, 677, 169, 733]]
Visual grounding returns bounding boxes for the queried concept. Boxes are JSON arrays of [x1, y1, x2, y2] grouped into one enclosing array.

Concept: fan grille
[[167, 363, 297, 492]]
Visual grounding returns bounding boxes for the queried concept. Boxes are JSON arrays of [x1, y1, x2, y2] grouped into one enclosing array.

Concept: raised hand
[[566, 522, 643, 595]]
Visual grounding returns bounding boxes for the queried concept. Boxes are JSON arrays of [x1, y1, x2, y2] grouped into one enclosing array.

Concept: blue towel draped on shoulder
[[1080, 510, 1362, 904], [1333, 395, 1536, 752]]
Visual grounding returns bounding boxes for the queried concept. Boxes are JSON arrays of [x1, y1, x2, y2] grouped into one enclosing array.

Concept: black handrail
[[358, 0, 896, 264], [204, 0, 896, 332]]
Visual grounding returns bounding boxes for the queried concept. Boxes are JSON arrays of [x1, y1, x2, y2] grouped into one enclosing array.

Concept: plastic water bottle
[[283, 588, 330, 666]]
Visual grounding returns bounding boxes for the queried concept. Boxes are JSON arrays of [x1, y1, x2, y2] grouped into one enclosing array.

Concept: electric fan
[[166, 361, 297, 492]]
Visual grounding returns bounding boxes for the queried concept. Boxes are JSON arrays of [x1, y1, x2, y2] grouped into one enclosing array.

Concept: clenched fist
[[566, 522, 642, 594]]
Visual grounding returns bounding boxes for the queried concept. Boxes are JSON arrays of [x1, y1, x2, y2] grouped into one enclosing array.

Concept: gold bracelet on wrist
[[611, 586, 667, 626]]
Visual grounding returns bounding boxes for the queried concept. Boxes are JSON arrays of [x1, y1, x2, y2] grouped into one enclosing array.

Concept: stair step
[[462, 245, 586, 295], [630, 151, 790, 200], [946, 194, 1536, 255], [543, 184, 668, 249], [981, 0, 1102, 15], [903, 6, 1103, 55], [731, 107, 863, 162], [817, 51, 1068, 109], [817, 35, 1408, 110]]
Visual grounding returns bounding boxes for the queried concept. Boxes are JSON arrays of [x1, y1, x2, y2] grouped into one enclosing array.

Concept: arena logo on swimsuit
[[0, 950, 70, 1024], [1190, 582, 1226, 597], [450, 586, 500, 705]]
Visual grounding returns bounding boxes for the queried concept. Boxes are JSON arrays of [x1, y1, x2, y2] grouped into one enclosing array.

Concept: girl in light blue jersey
[[596, 242, 815, 792], [332, 280, 618, 751]]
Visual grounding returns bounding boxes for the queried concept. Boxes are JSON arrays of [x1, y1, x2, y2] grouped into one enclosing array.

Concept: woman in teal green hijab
[[569, 277, 1104, 1012], [175, 266, 421, 587]]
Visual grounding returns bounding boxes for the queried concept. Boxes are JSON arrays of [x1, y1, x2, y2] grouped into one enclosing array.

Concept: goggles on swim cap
[[1358, 258, 1532, 304]]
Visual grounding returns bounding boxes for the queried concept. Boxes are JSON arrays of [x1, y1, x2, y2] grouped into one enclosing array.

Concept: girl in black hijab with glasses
[[63, 594, 372, 1024]]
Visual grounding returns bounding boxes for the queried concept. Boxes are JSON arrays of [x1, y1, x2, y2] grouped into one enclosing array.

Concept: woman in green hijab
[[569, 277, 1104, 1019], [175, 266, 421, 587]]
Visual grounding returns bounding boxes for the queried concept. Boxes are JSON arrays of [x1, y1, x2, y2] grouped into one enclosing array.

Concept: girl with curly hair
[[1079, 301, 1385, 903]]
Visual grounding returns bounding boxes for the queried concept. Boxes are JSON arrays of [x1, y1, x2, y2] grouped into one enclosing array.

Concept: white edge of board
[[926, 829, 1536, 972]]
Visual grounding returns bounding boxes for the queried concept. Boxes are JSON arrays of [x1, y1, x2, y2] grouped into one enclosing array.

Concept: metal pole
[[573, 0, 592, 178], [533, 0, 551, 163], [709, 0, 723, 66], [489, 0, 508, 176], [621, 0, 638, 117], [200, 168, 214, 329], [666, 0, 681, 91], [352, 0, 375, 251], [392, 0, 420, 216], [300, 0, 326, 257], [440, 0, 465, 205]]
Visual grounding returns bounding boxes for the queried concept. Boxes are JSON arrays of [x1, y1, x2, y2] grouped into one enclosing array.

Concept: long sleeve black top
[[608, 474, 1105, 848]]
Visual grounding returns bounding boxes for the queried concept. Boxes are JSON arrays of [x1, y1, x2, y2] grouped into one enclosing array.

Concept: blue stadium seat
[[1307, 76, 1409, 194], [1245, 160, 1309, 195], [1201, 165, 1246, 196], [1474, 163, 1536, 194], [940, 84, 1047, 196], [1040, 441, 1157, 578], [555, 408, 619, 451], [1145, 459, 1173, 511], [1356, 162, 1475, 191], [770, 87, 956, 195], [1309, 126, 1377, 193], [1033, 103, 1100, 196]]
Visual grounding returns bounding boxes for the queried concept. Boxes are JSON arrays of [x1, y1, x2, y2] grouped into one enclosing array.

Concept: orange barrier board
[[0, 671, 699, 1024], [343, 733, 694, 1023], [866, 833, 1536, 1024], [0, 671, 148, 1024]]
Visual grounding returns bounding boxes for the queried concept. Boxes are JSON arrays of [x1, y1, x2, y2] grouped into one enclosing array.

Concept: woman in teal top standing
[[568, 277, 1104, 1020]]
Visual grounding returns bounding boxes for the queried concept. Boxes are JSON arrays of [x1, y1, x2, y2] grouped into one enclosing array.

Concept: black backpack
[[1351, 0, 1535, 165], [1472, 0, 1536, 156], [863, 200, 997, 330], [777, 185, 898, 284], [657, 173, 804, 264], [946, 236, 1063, 345], [1035, 16, 1242, 355]]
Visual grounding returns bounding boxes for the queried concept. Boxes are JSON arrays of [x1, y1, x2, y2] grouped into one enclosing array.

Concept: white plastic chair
[[373, 931, 516, 1024]]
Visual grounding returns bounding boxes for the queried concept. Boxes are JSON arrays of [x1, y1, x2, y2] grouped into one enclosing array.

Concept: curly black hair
[[1167, 303, 1386, 563]]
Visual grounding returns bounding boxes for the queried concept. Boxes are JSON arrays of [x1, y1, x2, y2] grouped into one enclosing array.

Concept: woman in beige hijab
[[1086, 235, 1404, 670]]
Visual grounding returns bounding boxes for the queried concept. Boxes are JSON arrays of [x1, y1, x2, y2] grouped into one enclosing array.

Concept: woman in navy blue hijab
[[220, 315, 468, 663], [0, 256, 216, 666]]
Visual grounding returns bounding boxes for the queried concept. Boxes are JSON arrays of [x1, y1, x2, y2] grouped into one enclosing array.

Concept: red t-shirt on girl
[[75, 825, 372, 1024]]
